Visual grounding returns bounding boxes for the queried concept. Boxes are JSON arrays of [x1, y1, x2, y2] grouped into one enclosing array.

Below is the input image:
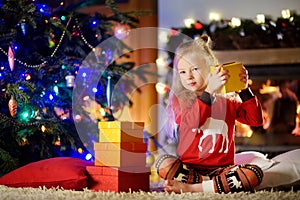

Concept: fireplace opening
[[235, 63, 300, 155]]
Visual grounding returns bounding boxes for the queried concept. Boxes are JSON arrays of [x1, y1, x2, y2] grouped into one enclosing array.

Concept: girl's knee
[[212, 164, 264, 193], [155, 154, 182, 180]]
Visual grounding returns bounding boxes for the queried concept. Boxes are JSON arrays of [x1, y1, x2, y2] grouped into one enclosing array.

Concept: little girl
[[155, 35, 264, 193]]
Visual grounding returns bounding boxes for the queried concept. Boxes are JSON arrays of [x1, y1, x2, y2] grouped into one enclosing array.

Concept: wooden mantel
[[214, 48, 300, 66]]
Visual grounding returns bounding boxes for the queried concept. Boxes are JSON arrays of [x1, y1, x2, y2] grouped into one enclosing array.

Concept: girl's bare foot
[[164, 180, 204, 193]]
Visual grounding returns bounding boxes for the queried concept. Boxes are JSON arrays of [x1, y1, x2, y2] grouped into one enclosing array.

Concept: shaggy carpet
[[0, 185, 299, 200]]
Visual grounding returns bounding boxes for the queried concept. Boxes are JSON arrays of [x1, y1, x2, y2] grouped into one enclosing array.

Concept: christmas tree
[[0, 0, 148, 175]]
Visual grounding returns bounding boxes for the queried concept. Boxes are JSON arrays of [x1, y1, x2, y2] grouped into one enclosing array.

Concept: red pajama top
[[173, 88, 263, 170]]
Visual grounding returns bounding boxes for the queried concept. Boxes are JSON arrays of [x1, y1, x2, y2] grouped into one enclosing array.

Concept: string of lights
[[0, 17, 73, 68]]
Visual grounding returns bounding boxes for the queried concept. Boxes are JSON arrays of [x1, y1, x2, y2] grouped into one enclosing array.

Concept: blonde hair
[[171, 35, 218, 107], [165, 35, 219, 140]]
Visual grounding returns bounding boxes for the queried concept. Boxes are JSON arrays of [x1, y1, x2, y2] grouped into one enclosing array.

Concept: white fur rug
[[0, 185, 299, 200]]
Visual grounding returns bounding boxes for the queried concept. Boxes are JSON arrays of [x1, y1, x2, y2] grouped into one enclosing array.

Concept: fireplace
[[214, 48, 300, 155]]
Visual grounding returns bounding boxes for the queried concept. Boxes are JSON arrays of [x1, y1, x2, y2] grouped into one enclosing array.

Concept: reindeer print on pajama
[[192, 117, 229, 154]]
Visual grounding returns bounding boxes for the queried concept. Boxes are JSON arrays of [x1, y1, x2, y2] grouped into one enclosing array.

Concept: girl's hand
[[239, 65, 249, 88], [205, 65, 229, 94]]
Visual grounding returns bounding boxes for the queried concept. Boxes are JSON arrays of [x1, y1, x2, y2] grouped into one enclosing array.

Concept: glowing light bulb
[[159, 31, 169, 43], [41, 125, 46, 132], [114, 24, 130, 39], [22, 112, 29, 118], [184, 18, 195, 28], [100, 108, 106, 116], [209, 12, 221, 21], [85, 153, 92, 160], [156, 57, 166, 66], [230, 17, 241, 27], [25, 73, 31, 80], [281, 9, 291, 19], [155, 82, 169, 94], [256, 14, 265, 24], [53, 86, 59, 95], [92, 87, 98, 93], [78, 148, 83, 154]]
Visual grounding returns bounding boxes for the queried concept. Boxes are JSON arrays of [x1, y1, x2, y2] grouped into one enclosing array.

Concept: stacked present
[[86, 121, 150, 192]]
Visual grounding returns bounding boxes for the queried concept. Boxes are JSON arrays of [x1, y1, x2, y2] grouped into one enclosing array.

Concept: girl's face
[[177, 54, 208, 95]]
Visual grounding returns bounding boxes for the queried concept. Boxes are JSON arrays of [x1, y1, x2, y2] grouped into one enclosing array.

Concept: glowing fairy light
[[156, 57, 166, 66], [114, 24, 130, 39], [85, 153, 92, 160], [184, 18, 196, 28], [78, 148, 83, 154], [92, 87, 98, 93], [22, 112, 29, 118], [83, 96, 90, 101], [41, 125, 46, 132], [281, 9, 291, 19], [159, 31, 169, 43], [92, 20, 98, 26], [53, 86, 59, 94], [74, 114, 82, 122], [230, 17, 241, 27], [155, 82, 169, 94], [209, 12, 221, 21], [256, 14, 265, 24], [100, 108, 106, 116]]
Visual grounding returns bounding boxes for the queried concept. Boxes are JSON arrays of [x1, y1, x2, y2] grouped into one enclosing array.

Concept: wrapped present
[[98, 121, 144, 129], [94, 142, 147, 167], [210, 62, 246, 93], [86, 166, 150, 192], [98, 121, 144, 143], [94, 142, 147, 152]]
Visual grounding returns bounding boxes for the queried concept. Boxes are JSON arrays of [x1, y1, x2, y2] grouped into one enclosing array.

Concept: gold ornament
[[18, 137, 29, 146], [8, 96, 17, 117], [54, 136, 61, 146]]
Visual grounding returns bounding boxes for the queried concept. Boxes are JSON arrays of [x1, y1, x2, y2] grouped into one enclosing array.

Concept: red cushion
[[0, 157, 93, 190]]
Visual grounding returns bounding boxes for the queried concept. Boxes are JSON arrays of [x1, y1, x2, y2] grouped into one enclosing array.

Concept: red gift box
[[86, 166, 150, 192], [94, 142, 147, 167]]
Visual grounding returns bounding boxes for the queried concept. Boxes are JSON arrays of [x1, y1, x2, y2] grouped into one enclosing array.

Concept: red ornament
[[171, 28, 178, 36], [72, 27, 80, 37], [114, 24, 130, 39], [194, 21, 203, 30], [281, 22, 287, 27]]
